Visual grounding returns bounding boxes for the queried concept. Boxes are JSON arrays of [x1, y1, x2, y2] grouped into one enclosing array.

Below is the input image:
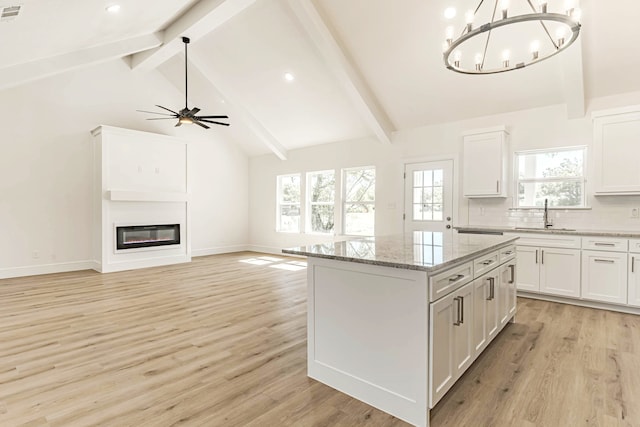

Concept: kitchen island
[[283, 231, 518, 427]]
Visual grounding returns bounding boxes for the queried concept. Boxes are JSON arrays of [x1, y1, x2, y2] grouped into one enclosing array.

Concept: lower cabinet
[[516, 245, 581, 298], [499, 261, 517, 325], [629, 254, 640, 307], [430, 281, 473, 406], [582, 250, 628, 304], [472, 269, 499, 355]]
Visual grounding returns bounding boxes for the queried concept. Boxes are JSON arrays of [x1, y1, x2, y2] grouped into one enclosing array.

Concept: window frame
[[306, 169, 336, 235], [514, 146, 588, 209], [342, 166, 376, 236], [275, 173, 301, 233]]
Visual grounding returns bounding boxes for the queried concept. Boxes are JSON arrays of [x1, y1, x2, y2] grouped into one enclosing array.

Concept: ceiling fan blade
[[156, 105, 179, 115], [175, 120, 182, 127], [136, 110, 175, 116], [198, 119, 230, 126], [195, 115, 229, 119], [194, 121, 210, 129], [188, 107, 200, 116], [146, 117, 178, 120]]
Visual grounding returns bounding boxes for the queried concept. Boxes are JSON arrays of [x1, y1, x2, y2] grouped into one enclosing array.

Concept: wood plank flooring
[[1, 252, 639, 426]]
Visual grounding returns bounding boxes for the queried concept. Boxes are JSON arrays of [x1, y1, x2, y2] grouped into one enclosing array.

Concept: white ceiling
[[2, 0, 640, 158]]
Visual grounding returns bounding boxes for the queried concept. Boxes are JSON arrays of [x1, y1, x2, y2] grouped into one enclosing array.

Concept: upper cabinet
[[593, 106, 640, 195], [462, 126, 509, 198]]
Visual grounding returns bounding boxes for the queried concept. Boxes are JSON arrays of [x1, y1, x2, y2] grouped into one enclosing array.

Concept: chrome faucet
[[543, 198, 552, 229]]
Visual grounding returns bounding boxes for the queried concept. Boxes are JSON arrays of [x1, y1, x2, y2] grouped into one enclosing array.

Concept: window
[[276, 174, 301, 232], [343, 167, 375, 235], [307, 170, 335, 234], [515, 147, 586, 208], [413, 169, 444, 221]]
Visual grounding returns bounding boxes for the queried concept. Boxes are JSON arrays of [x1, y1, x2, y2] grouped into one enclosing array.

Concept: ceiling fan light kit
[[138, 36, 229, 129], [443, 0, 582, 75]]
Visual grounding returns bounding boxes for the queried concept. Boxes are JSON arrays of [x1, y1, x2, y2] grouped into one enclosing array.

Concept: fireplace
[[116, 224, 180, 250]]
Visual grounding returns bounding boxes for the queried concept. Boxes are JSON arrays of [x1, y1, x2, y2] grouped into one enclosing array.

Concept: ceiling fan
[[138, 37, 229, 129]]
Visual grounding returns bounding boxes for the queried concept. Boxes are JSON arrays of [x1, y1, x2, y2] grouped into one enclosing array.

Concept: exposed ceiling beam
[[129, 0, 258, 72], [560, 33, 586, 119], [0, 33, 162, 91], [187, 50, 288, 160], [286, 0, 394, 145]]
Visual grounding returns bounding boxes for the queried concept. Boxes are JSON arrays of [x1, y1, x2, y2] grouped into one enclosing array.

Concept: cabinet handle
[[496, 180, 500, 193], [503, 250, 513, 256], [541, 250, 544, 264], [460, 296, 464, 324], [481, 259, 494, 266], [449, 274, 465, 282], [535, 250, 538, 264], [454, 297, 462, 326], [509, 264, 515, 284], [594, 259, 615, 264], [633, 256, 635, 273], [594, 242, 615, 247], [487, 277, 495, 300]]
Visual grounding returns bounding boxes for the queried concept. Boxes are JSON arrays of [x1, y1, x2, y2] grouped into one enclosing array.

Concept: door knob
[[446, 217, 451, 221], [446, 225, 451, 229]]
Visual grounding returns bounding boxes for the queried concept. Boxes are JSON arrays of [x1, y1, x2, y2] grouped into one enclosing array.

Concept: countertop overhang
[[283, 232, 518, 274], [455, 225, 640, 238]]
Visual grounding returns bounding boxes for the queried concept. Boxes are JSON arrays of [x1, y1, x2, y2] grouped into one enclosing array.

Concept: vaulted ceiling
[[2, 0, 639, 158]]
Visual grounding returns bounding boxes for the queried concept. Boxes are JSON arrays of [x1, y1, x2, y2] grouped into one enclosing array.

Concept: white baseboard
[[0, 260, 94, 280], [245, 245, 290, 256], [518, 291, 640, 316], [192, 245, 251, 257]]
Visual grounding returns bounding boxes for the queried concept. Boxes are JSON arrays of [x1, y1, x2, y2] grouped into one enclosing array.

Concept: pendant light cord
[[183, 37, 190, 110]]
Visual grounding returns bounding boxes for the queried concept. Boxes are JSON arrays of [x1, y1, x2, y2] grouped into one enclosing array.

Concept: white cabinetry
[[430, 281, 474, 406], [581, 237, 628, 305], [593, 106, 640, 195], [472, 269, 499, 356], [514, 234, 581, 298], [499, 262, 517, 325], [462, 127, 509, 198], [629, 242, 640, 308]]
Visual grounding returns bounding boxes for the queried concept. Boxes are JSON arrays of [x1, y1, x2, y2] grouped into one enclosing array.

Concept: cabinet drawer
[[581, 237, 628, 252], [430, 262, 473, 302], [629, 239, 640, 254], [508, 233, 581, 249], [474, 250, 499, 277], [499, 245, 516, 263]]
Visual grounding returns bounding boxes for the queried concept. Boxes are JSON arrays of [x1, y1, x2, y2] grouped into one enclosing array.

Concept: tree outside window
[[343, 167, 375, 235], [307, 170, 335, 233], [276, 174, 300, 232]]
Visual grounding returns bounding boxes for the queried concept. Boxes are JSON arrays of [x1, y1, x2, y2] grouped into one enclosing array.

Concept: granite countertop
[[455, 225, 640, 238], [283, 232, 518, 274]]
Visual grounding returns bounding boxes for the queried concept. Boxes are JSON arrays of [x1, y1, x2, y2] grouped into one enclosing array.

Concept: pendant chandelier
[[442, 0, 582, 74]]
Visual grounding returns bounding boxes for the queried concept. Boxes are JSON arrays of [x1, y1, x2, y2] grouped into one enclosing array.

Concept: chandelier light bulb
[[564, 0, 576, 10], [465, 10, 474, 32], [538, 0, 548, 13], [502, 49, 510, 68], [453, 50, 462, 67], [444, 7, 457, 19], [500, 0, 509, 19], [474, 53, 483, 70], [442, 41, 450, 52], [445, 25, 454, 43], [571, 7, 582, 22], [530, 40, 540, 60], [556, 27, 566, 46]]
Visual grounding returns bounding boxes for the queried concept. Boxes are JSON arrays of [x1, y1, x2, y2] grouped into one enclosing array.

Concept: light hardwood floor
[[1, 252, 639, 427]]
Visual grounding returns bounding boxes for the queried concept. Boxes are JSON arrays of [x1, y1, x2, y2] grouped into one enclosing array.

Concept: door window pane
[[412, 168, 444, 222]]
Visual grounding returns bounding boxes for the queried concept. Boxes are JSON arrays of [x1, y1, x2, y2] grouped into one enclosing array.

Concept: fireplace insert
[[116, 224, 180, 250]]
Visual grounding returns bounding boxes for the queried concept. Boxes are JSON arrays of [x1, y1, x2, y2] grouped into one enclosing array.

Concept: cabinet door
[[540, 248, 581, 298], [594, 110, 640, 194], [430, 292, 456, 406], [462, 131, 507, 197], [498, 263, 516, 326], [507, 262, 517, 317], [629, 255, 640, 307], [516, 246, 540, 292], [453, 283, 474, 375], [472, 277, 488, 353], [581, 251, 627, 304], [485, 270, 499, 340]]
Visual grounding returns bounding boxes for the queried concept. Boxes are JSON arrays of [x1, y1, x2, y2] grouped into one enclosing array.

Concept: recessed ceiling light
[[106, 4, 121, 13], [283, 72, 295, 82], [444, 7, 456, 19]]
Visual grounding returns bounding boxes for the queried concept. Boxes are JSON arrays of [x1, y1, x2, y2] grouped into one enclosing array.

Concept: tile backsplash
[[467, 197, 640, 231]]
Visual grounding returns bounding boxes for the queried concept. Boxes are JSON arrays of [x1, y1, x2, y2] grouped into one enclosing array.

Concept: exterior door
[[404, 160, 454, 234]]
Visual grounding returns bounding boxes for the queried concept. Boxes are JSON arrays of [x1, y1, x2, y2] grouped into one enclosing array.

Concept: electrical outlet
[[632, 208, 640, 219]]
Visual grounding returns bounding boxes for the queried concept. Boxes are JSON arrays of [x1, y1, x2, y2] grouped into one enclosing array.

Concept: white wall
[[0, 58, 248, 278], [249, 90, 640, 252]]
